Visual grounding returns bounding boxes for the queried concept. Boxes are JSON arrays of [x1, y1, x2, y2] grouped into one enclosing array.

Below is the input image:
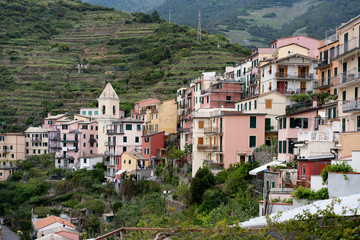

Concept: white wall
[[328, 172, 360, 198], [310, 175, 326, 191]]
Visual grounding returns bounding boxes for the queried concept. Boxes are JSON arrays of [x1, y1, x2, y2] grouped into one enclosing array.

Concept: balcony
[[204, 160, 224, 171], [104, 160, 115, 167], [337, 68, 360, 86], [49, 135, 60, 141], [275, 72, 314, 80], [298, 131, 333, 142], [197, 145, 219, 151], [343, 100, 360, 113], [2, 148, 10, 153], [249, 78, 257, 86], [107, 130, 124, 135], [104, 172, 115, 178], [315, 60, 330, 70], [31, 137, 42, 142], [285, 101, 313, 114], [105, 141, 116, 146], [62, 138, 78, 143], [89, 138, 97, 143], [201, 89, 210, 95], [204, 127, 221, 134], [334, 37, 360, 59], [265, 125, 275, 132]]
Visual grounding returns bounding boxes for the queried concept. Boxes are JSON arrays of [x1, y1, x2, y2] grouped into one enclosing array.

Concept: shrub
[[321, 161, 354, 183], [292, 186, 328, 200], [190, 167, 215, 205]]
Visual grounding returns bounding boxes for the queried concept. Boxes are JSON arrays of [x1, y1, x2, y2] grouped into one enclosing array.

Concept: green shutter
[[283, 141, 286, 154], [272, 182, 275, 188], [254, 100, 257, 109], [290, 118, 295, 128], [355, 87, 358, 100], [328, 109, 331, 120], [265, 118, 271, 131], [289, 140, 293, 154], [250, 116, 257, 128], [266, 181, 269, 190], [279, 141, 282, 153], [303, 118, 308, 129], [283, 118, 286, 129], [249, 136, 256, 148], [333, 107, 336, 119]]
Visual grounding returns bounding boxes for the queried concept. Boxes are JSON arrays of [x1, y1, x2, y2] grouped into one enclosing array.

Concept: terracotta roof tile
[[34, 216, 76, 230]]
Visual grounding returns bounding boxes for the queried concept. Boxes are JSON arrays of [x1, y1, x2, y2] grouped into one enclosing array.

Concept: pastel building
[[192, 108, 265, 176], [56, 120, 98, 169], [0, 133, 26, 181], [105, 118, 143, 178], [25, 127, 49, 156], [331, 14, 360, 159], [119, 152, 149, 180], [277, 101, 324, 162], [97, 83, 121, 155], [269, 35, 320, 58], [142, 131, 166, 167]]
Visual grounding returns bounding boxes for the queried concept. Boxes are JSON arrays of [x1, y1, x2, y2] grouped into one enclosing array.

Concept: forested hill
[[155, 0, 360, 47], [82, 0, 166, 13], [0, 0, 249, 132]]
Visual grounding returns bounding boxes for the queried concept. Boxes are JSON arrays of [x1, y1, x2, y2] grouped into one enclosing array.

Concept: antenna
[[168, 9, 171, 23], [197, 10, 201, 42]]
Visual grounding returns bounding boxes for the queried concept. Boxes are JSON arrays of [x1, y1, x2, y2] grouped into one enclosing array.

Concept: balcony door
[[343, 62, 347, 82], [298, 66, 309, 78], [277, 66, 288, 78], [277, 81, 287, 93], [344, 33, 348, 52]]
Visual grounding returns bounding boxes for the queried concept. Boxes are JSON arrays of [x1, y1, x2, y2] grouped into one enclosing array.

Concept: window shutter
[[199, 121, 204, 129], [283, 118, 286, 129], [283, 141, 286, 154], [250, 116, 257, 128], [198, 137, 203, 145], [290, 118, 295, 128], [303, 118, 308, 129], [279, 141, 282, 153]]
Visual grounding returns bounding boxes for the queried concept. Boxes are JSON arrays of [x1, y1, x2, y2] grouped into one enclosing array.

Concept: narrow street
[[1, 225, 20, 240]]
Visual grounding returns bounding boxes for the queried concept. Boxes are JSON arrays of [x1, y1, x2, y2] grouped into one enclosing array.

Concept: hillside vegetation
[[82, 0, 166, 13], [0, 0, 249, 131]]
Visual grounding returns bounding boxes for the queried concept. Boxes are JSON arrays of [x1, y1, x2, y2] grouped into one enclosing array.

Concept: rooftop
[[34, 215, 75, 230]]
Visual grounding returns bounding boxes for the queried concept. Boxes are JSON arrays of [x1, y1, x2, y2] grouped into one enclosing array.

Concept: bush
[[190, 167, 215, 205], [292, 186, 328, 200], [321, 161, 354, 183], [290, 94, 311, 103]]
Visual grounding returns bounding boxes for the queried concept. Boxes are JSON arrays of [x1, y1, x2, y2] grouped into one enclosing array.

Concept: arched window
[[113, 105, 116, 115], [102, 105, 106, 115]]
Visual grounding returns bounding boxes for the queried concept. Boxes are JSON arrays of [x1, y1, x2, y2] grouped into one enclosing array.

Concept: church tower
[[97, 83, 120, 154]]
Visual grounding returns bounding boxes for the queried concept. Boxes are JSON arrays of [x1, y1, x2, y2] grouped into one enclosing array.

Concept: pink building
[[277, 102, 321, 162], [269, 35, 320, 58], [131, 98, 161, 119], [42, 113, 68, 130], [55, 121, 98, 169], [142, 131, 166, 167], [221, 112, 266, 168], [105, 118, 144, 178], [200, 82, 243, 109]]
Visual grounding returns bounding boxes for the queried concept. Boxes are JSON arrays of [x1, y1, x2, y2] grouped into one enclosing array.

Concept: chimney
[[312, 95, 318, 108]]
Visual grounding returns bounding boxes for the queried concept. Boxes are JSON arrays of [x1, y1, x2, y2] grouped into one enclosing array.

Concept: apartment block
[[25, 127, 49, 156]]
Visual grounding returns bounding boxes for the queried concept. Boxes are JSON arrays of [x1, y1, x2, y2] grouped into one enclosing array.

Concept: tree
[[190, 167, 215, 205]]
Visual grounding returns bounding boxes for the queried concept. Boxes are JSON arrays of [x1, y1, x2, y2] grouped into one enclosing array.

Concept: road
[[1, 225, 20, 240]]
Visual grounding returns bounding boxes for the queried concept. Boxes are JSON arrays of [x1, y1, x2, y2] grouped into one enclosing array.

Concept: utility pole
[[197, 10, 201, 42], [168, 9, 171, 23]]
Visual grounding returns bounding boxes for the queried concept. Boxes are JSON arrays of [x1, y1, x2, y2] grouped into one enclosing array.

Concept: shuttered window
[[199, 121, 204, 129], [198, 137, 203, 145], [250, 116, 257, 128], [249, 136, 256, 148], [283, 141, 286, 154], [265, 99, 272, 109], [279, 141, 282, 153]]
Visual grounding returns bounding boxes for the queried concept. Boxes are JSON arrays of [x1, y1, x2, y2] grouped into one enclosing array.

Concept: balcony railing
[[104, 160, 115, 167], [286, 101, 313, 114], [276, 72, 314, 79], [197, 145, 219, 151], [2, 148, 10, 153], [49, 135, 60, 141], [31, 137, 42, 142], [104, 172, 115, 178], [62, 138, 78, 143], [337, 68, 360, 85], [343, 100, 360, 113], [298, 131, 333, 142], [265, 125, 275, 131], [107, 130, 124, 135], [105, 141, 116, 146], [335, 37, 360, 58], [204, 127, 221, 134]]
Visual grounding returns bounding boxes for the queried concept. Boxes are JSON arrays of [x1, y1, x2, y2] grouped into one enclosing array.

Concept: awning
[[115, 169, 127, 175], [249, 161, 286, 176]]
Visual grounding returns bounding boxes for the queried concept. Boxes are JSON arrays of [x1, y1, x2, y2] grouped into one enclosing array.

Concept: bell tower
[[97, 83, 120, 154]]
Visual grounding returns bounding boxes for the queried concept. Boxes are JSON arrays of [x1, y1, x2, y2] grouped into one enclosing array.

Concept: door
[[277, 81, 286, 92], [344, 33, 348, 52], [300, 82, 306, 93], [357, 116, 360, 132], [343, 62, 347, 82], [265, 118, 271, 131]]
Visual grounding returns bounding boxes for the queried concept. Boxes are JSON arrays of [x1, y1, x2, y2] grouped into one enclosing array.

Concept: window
[[82, 111, 86, 115], [198, 137, 204, 145], [333, 107, 337, 119], [249, 102, 252, 110], [342, 91, 346, 102], [11, 154, 14, 159], [249, 136, 256, 148], [126, 124, 132, 130], [342, 118, 346, 132], [254, 100, 257, 109], [199, 121, 204, 129], [137, 125, 141, 131], [283, 141, 286, 154], [89, 111, 92, 115], [123, 147, 127, 152], [226, 96, 231, 101], [283, 118, 286, 129], [144, 137, 149, 142], [265, 99, 272, 109], [95, 111, 98, 115], [269, 66, 272, 74], [237, 105, 240, 111], [278, 141, 282, 153], [135, 136, 139, 143], [250, 116, 257, 128], [129, 160, 131, 164], [113, 105, 116, 115], [290, 118, 308, 128], [91, 126, 93, 130], [245, 103, 247, 111], [83, 134, 86, 139], [62, 125, 68, 130], [44, 150, 47, 154], [123, 136, 127, 142], [288, 140, 294, 154], [102, 105, 106, 115], [272, 182, 275, 188], [84, 158, 87, 164], [26, 142, 29, 147]]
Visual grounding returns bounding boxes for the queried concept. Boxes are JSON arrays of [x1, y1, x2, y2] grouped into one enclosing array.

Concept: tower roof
[[98, 83, 119, 100]]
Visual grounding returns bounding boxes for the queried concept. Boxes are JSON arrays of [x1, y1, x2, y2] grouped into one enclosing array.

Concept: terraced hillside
[[0, 0, 249, 131]]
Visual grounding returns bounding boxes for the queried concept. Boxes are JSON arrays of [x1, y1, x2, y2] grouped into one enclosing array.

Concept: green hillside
[[0, 0, 249, 131], [82, 0, 166, 13]]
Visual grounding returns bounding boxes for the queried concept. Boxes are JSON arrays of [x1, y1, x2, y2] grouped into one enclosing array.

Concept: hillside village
[[1, 11, 360, 240]]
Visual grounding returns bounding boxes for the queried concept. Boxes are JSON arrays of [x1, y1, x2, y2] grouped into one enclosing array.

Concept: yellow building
[[25, 127, 49, 156], [332, 15, 360, 158], [120, 152, 149, 177], [0, 133, 26, 181], [272, 43, 309, 59], [142, 99, 177, 135]]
